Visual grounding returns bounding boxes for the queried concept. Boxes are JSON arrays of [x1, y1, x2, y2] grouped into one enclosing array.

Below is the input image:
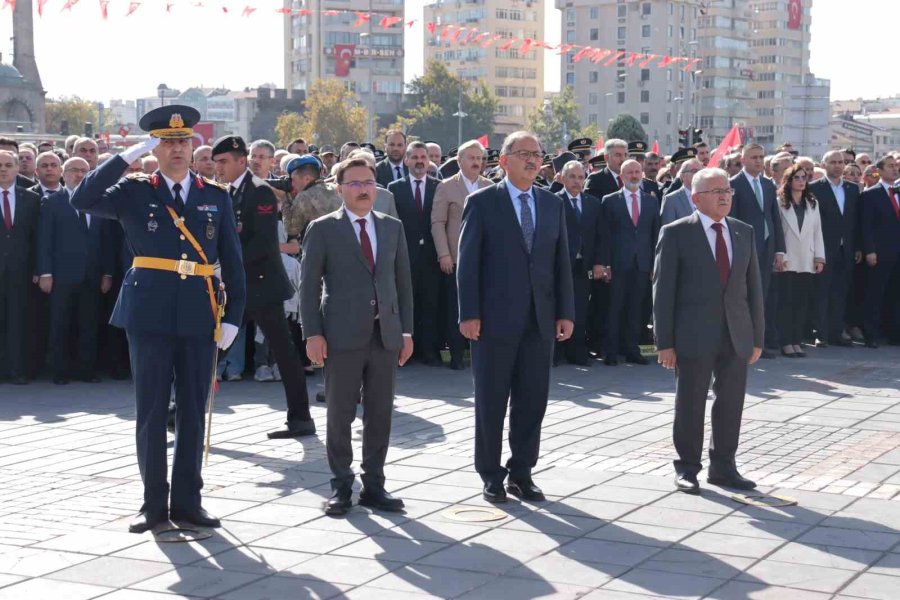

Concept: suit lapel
[[373, 212, 388, 273], [782, 204, 801, 239], [726, 217, 745, 289], [690, 215, 721, 288], [338, 209, 372, 272], [496, 181, 529, 254]]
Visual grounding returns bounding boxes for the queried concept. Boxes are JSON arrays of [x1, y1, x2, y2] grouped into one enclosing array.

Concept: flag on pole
[[708, 125, 743, 170], [477, 134, 489, 147], [651, 140, 659, 154]]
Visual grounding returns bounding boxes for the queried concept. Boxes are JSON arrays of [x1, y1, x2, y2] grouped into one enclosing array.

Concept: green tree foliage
[[275, 79, 368, 148], [606, 114, 648, 144], [398, 60, 497, 149], [525, 86, 582, 153], [44, 96, 110, 136]]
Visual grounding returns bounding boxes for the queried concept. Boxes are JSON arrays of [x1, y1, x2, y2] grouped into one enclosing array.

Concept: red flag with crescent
[[787, 0, 802, 30], [334, 44, 355, 77]]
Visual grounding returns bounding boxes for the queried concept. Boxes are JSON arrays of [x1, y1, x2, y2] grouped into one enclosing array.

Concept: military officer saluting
[[71, 105, 246, 533]]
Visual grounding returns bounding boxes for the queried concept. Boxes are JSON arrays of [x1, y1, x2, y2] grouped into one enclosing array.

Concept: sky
[[0, 0, 894, 104]]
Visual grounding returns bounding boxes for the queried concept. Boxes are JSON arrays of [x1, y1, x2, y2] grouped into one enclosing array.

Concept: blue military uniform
[[70, 106, 246, 529]]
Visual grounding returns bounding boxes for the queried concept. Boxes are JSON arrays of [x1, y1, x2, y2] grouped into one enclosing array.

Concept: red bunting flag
[[379, 16, 402, 27], [520, 38, 534, 54], [241, 5, 254, 16], [322, 10, 339, 16], [651, 140, 659, 154], [353, 11, 370, 27], [1, 0, 14, 11], [499, 38, 515, 51], [557, 44, 575, 55], [472, 32, 489, 44], [596, 137, 604, 150], [603, 50, 625, 66], [125, 1, 139, 16], [481, 34, 503, 48], [638, 54, 659, 68], [591, 49, 613, 63], [460, 28, 478, 44], [426, 21, 436, 35], [682, 57, 702, 72], [99, 0, 108, 18], [406, 20, 415, 28], [625, 52, 644, 66], [296, 9, 311, 16], [572, 47, 591, 63], [62, 0, 79, 10], [440, 25, 451, 41], [221, 5, 228, 13], [450, 27, 464, 42], [38, 0, 49, 16], [657, 55, 678, 68], [274, 7, 290, 13]]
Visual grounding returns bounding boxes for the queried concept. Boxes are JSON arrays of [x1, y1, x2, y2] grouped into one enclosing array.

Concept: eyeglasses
[[507, 150, 543, 162], [341, 180, 376, 190], [695, 188, 734, 196]]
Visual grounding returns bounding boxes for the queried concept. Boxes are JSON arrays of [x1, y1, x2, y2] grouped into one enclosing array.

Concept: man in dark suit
[[389, 141, 442, 365], [0, 138, 38, 189], [0, 150, 40, 384], [654, 167, 764, 494], [585, 138, 627, 200], [72, 106, 246, 533], [860, 154, 900, 347], [596, 159, 660, 365], [212, 136, 315, 438], [809, 150, 861, 346], [458, 131, 575, 503], [37, 157, 114, 384], [375, 129, 409, 188], [729, 143, 786, 357], [300, 157, 414, 516], [556, 159, 601, 366], [31, 151, 63, 201]]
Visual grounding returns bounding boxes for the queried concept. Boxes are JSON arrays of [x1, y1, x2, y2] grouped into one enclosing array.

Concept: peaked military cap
[[568, 137, 593, 153], [589, 153, 607, 169], [552, 151, 578, 172], [139, 105, 200, 140], [671, 147, 698, 164], [628, 140, 648, 156], [211, 135, 247, 156]]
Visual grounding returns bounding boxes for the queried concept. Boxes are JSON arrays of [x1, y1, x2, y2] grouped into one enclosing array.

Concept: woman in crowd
[[777, 163, 825, 357], [843, 162, 862, 189]]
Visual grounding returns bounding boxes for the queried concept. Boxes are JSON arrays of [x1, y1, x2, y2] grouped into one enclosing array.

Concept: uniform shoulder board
[[202, 176, 228, 191], [125, 173, 151, 182]]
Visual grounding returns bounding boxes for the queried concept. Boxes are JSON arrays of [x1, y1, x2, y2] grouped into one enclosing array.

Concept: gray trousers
[[325, 323, 397, 491]]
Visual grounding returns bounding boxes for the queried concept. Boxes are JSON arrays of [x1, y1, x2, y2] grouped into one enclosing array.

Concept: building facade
[[424, 0, 545, 142], [283, 0, 405, 140]]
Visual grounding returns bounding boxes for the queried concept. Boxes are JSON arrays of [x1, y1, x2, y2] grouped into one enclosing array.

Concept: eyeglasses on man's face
[[342, 180, 377, 190], [507, 150, 543, 162], [695, 188, 734, 196]]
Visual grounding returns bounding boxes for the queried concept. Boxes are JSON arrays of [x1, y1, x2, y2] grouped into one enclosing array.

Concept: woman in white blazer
[[777, 163, 825, 357]]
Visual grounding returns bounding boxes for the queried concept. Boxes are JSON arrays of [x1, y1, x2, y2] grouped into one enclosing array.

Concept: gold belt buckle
[[176, 259, 197, 276]]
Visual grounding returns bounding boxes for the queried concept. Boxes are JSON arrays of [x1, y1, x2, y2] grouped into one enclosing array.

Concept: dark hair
[[288, 138, 307, 149], [875, 155, 895, 170], [383, 129, 407, 143], [778, 163, 816, 209], [0, 137, 18, 151], [692, 141, 708, 150], [841, 147, 856, 159], [334, 158, 377, 184]]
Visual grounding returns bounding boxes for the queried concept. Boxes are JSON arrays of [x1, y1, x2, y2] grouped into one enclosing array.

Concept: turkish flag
[[477, 135, 489, 147], [787, 0, 802, 30], [335, 44, 355, 77], [709, 125, 743, 169], [651, 140, 659, 154]]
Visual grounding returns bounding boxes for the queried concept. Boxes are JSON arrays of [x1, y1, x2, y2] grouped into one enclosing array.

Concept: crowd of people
[[2, 103, 899, 527]]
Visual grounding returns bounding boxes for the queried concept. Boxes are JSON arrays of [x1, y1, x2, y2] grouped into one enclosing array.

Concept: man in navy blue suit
[[37, 157, 114, 385], [861, 154, 900, 347], [457, 131, 575, 503], [71, 105, 246, 534], [596, 159, 660, 365]]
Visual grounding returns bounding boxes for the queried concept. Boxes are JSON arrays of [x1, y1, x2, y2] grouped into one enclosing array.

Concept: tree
[[398, 60, 497, 149], [525, 86, 581, 153], [44, 96, 110, 136], [275, 79, 367, 148], [606, 114, 647, 144]]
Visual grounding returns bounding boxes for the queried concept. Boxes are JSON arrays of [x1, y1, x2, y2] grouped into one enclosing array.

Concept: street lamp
[[157, 83, 168, 108]]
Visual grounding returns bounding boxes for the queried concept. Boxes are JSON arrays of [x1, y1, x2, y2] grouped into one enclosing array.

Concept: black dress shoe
[[483, 482, 508, 503], [760, 349, 777, 359], [604, 356, 619, 366], [358, 487, 405, 512], [169, 507, 221, 528], [625, 354, 648, 365], [675, 473, 700, 495], [449, 359, 465, 371], [707, 468, 756, 490], [53, 376, 70, 385], [866, 340, 879, 349], [506, 478, 545, 502], [128, 509, 168, 533], [325, 488, 353, 516], [267, 419, 317, 439], [316, 390, 326, 403]]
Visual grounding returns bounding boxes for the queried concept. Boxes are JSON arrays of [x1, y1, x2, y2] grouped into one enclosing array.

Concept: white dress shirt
[[565, 192, 583, 258], [742, 168, 763, 193], [0, 185, 15, 226], [389, 161, 405, 181], [230, 170, 248, 195], [624, 188, 641, 222], [504, 178, 535, 227], [461, 174, 480, 195], [828, 177, 846, 215], [345, 207, 377, 262], [160, 172, 192, 204], [698, 211, 733, 266]]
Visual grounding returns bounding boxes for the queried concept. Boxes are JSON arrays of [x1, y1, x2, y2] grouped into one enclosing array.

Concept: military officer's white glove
[[120, 137, 161, 164], [218, 323, 239, 350]]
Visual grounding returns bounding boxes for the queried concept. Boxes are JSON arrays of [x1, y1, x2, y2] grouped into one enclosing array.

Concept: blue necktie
[[518, 192, 534, 254]]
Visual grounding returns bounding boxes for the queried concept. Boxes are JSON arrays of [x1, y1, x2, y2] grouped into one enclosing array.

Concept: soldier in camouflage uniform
[[281, 155, 341, 250]]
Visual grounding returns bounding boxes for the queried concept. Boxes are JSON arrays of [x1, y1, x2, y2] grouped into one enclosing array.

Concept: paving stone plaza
[[1, 347, 899, 599]]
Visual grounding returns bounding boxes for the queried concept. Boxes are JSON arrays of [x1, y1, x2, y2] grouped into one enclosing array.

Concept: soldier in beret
[[71, 105, 246, 533]]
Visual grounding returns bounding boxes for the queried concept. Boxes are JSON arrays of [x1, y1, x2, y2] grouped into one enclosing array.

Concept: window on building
[[589, 93, 598, 105], [642, 25, 650, 37], [589, 114, 598, 124], [566, 8, 576, 23], [618, 91, 625, 103], [566, 72, 575, 86], [668, 25, 673, 37], [640, 90, 650, 103], [589, 71, 599, 84], [640, 69, 650, 81], [640, 112, 650, 125], [617, 26, 626, 39], [617, 5, 627, 17], [590, 7, 599, 19], [666, 112, 671, 125], [642, 2, 651, 15], [566, 30, 576, 43], [590, 28, 599, 41]]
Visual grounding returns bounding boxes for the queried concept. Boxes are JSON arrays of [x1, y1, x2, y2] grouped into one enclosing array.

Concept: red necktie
[[889, 187, 899, 219], [414, 180, 423, 213], [357, 218, 375, 272], [2, 191, 11, 231], [616, 175, 623, 189], [631, 192, 640, 227], [711, 223, 730, 287]]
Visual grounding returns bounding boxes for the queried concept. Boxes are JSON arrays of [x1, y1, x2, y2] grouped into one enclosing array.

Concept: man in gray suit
[[660, 158, 702, 226], [300, 157, 414, 516], [653, 168, 764, 495]]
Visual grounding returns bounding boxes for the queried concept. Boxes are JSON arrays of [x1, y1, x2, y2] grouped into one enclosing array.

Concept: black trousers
[[411, 257, 442, 360], [556, 259, 590, 363], [587, 280, 608, 353], [472, 305, 553, 485], [759, 249, 779, 349], [247, 302, 311, 423], [127, 330, 215, 513], [325, 322, 396, 491], [777, 272, 814, 346], [605, 268, 649, 358], [0, 269, 27, 380], [444, 271, 467, 362], [25, 282, 48, 378], [864, 258, 900, 342], [815, 255, 853, 343], [673, 325, 748, 475], [48, 280, 101, 378]]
